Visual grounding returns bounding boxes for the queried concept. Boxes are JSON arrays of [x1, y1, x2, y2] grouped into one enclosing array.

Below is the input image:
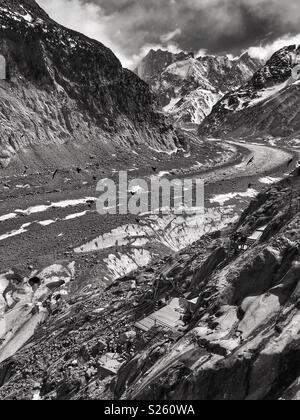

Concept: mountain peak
[[135, 49, 194, 82], [199, 44, 300, 139], [136, 47, 262, 125], [0, 0, 50, 20]]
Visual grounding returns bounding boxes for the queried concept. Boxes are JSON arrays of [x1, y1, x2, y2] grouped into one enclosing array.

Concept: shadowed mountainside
[[0, 0, 180, 173]]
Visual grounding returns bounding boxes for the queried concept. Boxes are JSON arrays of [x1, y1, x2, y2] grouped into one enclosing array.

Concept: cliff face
[[199, 45, 300, 140], [0, 0, 178, 173], [135, 49, 194, 85], [135, 49, 261, 125]]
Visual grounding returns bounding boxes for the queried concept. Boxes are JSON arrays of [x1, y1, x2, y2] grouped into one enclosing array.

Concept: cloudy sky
[[37, 0, 300, 68]]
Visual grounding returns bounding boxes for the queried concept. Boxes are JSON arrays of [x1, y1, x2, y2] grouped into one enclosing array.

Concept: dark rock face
[[199, 45, 300, 139], [135, 49, 194, 85], [135, 49, 262, 124], [0, 0, 178, 172]]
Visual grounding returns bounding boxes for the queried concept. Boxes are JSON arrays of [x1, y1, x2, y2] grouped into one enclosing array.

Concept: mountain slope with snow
[[135, 49, 262, 125], [199, 45, 300, 139], [0, 0, 179, 173]]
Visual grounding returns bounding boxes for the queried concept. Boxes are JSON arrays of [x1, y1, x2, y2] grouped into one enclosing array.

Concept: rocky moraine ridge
[[0, 0, 180, 173]]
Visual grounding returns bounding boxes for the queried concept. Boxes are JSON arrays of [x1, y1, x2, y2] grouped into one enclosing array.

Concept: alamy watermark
[[96, 171, 204, 216]]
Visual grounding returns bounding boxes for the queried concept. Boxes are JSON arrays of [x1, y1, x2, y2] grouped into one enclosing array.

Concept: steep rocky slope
[[199, 45, 300, 140], [119, 169, 300, 400], [135, 49, 261, 125], [0, 0, 179, 173], [1, 167, 300, 399]]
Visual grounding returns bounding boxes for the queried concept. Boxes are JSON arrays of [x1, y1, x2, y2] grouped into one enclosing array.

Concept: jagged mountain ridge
[[0, 0, 179, 172], [135, 49, 262, 125], [199, 45, 300, 139]]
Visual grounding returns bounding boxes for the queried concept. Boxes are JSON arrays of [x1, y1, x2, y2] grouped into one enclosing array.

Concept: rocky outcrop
[[199, 45, 300, 139], [135, 49, 194, 86], [135, 49, 262, 125], [0, 0, 179, 173]]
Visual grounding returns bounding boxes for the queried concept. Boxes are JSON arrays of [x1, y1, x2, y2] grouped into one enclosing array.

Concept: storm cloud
[[37, 0, 300, 68]]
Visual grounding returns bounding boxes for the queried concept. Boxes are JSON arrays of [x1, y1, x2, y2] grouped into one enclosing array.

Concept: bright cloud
[[37, 0, 300, 69], [247, 34, 300, 61]]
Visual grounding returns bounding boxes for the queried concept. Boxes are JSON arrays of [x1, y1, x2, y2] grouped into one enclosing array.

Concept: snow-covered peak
[[199, 44, 300, 139], [135, 48, 262, 125], [215, 45, 300, 113]]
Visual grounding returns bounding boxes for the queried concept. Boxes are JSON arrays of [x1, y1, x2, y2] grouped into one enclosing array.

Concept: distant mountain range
[[135, 49, 262, 125], [199, 45, 300, 140]]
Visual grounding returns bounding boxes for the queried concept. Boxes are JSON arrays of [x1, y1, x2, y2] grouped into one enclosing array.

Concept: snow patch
[[210, 189, 258, 206], [15, 197, 96, 216], [0, 213, 17, 222], [259, 177, 282, 185]]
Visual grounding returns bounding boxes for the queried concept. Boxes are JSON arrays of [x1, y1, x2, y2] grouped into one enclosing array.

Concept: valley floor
[[0, 137, 296, 281]]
